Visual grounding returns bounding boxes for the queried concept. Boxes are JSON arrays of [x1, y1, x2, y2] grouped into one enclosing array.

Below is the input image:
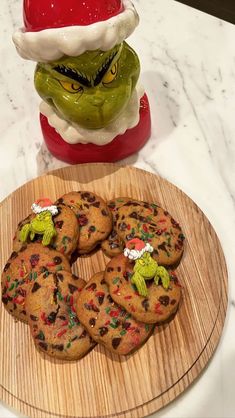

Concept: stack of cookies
[[1, 192, 185, 359]]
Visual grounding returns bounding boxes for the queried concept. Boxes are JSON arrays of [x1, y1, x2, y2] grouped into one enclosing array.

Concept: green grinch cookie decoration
[[20, 198, 58, 246], [13, 0, 151, 164], [124, 239, 170, 297]]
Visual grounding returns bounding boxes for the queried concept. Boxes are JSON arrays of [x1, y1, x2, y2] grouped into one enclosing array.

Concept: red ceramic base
[[40, 94, 151, 164]]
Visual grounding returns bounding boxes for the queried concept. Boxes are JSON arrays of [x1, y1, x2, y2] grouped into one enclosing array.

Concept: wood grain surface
[[0, 164, 228, 418]]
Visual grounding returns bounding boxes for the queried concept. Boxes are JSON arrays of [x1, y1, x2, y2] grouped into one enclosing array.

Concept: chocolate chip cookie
[[26, 271, 96, 360], [13, 204, 79, 259], [56, 191, 112, 254], [115, 201, 185, 267], [104, 254, 182, 323], [77, 271, 154, 355], [1, 243, 71, 323]]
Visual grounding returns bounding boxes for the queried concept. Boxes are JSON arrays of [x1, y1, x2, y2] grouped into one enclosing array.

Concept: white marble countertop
[[1, 0, 235, 417]]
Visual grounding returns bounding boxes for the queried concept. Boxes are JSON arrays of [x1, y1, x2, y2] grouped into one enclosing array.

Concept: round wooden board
[[0, 164, 228, 418]]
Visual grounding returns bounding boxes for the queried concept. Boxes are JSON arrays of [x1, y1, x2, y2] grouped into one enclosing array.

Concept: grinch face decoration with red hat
[[13, 0, 151, 163], [20, 198, 58, 246], [124, 239, 170, 297]]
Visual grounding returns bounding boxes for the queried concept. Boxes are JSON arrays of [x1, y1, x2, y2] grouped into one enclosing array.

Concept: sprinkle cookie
[[26, 271, 96, 360], [115, 201, 185, 267], [1, 243, 71, 323], [13, 204, 79, 259], [56, 191, 112, 254], [77, 271, 154, 355], [104, 254, 182, 324]]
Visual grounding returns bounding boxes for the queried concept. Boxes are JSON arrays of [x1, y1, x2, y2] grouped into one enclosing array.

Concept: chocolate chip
[[112, 337, 121, 349], [91, 304, 100, 313], [38, 342, 48, 351], [159, 295, 170, 306], [126, 233, 135, 240], [158, 242, 168, 253], [53, 256, 62, 265], [129, 211, 138, 219], [97, 295, 104, 305], [110, 230, 117, 238], [107, 267, 114, 272], [68, 284, 78, 294], [101, 209, 108, 216], [47, 311, 57, 323], [2, 295, 8, 305], [107, 295, 114, 304], [142, 299, 150, 312], [84, 303, 99, 312], [89, 318, 96, 327], [19, 245, 27, 253], [55, 273, 64, 282], [30, 314, 38, 321], [171, 218, 180, 229], [119, 222, 127, 231], [85, 283, 97, 291], [123, 322, 131, 330], [30, 254, 40, 268], [31, 282, 41, 293], [58, 315, 66, 320], [77, 214, 88, 226], [99, 327, 108, 337], [171, 299, 176, 305], [10, 251, 18, 260], [52, 344, 64, 351], [90, 201, 100, 208], [89, 225, 96, 233], [117, 267, 121, 272], [18, 287, 26, 297], [56, 198, 64, 204], [3, 263, 10, 272], [55, 220, 64, 229], [87, 196, 96, 203]]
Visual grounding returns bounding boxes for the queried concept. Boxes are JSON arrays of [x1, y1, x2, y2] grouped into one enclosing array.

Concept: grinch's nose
[[90, 95, 105, 107]]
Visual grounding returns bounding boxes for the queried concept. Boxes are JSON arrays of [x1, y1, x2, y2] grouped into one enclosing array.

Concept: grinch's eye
[[102, 63, 118, 84], [59, 80, 83, 94]]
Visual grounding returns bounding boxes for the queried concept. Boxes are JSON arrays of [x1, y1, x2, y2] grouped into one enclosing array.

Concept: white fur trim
[[124, 242, 154, 260], [31, 203, 58, 215], [12, 0, 139, 62], [40, 84, 144, 145]]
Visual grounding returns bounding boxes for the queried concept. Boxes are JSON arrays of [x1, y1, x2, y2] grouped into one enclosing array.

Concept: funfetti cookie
[[13, 202, 79, 259], [115, 200, 185, 267], [56, 191, 112, 254], [104, 240, 182, 324], [77, 271, 154, 356], [1, 243, 71, 323], [26, 271, 96, 360]]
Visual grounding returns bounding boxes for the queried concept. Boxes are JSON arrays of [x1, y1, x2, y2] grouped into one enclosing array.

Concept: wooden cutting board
[[0, 164, 228, 418]]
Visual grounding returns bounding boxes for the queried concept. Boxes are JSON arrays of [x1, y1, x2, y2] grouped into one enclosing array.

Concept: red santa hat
[[13, 0, 139, 63], [31, 198, 58, 215], [124, 238, 153, 260]]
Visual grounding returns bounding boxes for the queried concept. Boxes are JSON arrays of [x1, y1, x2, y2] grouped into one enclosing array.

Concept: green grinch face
[[34, 42, 140, 129]]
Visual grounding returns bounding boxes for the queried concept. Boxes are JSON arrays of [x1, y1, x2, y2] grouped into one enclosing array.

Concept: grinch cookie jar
[[13, 0, 151, 164]]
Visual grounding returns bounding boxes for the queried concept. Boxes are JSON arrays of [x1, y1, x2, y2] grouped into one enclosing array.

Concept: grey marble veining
[[0, 0, 235, 417]]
